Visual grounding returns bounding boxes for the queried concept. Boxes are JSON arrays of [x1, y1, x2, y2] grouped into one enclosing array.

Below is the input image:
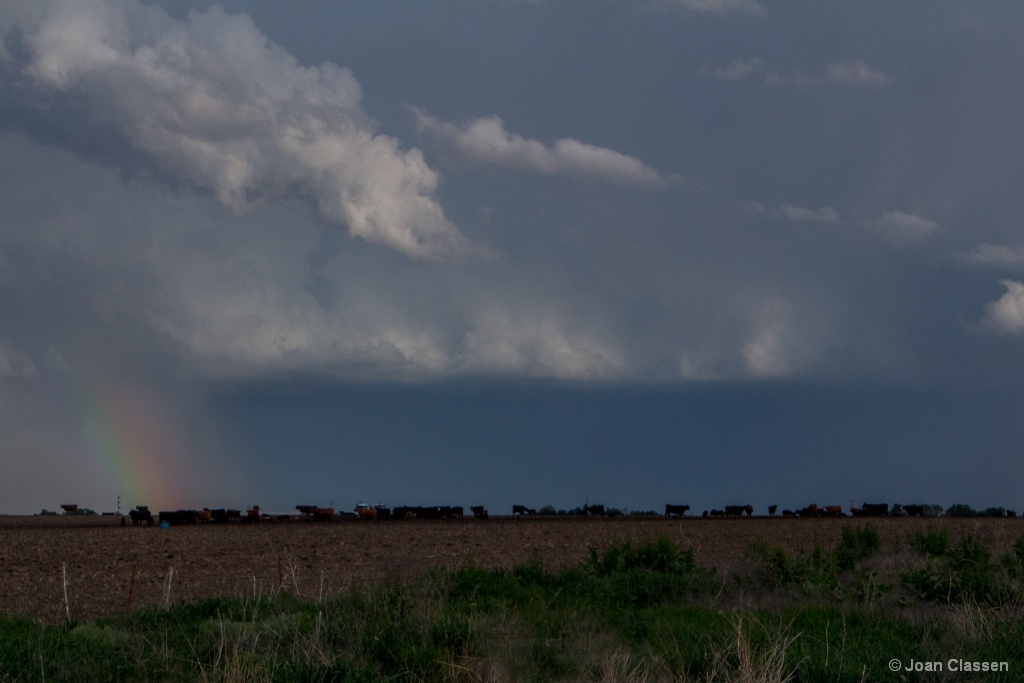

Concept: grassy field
[[1, 516, 1023, 681]]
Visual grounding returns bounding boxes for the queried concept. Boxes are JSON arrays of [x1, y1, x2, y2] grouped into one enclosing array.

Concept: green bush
[[911, 527, 950, 557], [836, 523, 880, 571]]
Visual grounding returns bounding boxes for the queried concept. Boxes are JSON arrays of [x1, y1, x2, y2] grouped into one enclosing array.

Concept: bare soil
[[1, 515, 1021, 623]]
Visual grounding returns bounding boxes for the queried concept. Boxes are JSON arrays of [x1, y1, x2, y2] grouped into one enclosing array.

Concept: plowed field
[[2, 515, 1021, 623]]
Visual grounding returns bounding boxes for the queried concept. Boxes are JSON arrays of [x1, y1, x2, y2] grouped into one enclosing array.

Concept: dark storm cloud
[[1, 0, 1023, 513]]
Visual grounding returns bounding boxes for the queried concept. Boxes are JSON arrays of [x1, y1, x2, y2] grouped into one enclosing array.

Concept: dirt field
[[2, 514, 1022, 623]]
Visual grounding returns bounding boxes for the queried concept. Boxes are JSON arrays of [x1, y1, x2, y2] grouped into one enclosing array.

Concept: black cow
[[768, 505, 778, 516], [208, 508, 241, 523], [129, 506, 153, 526], [724, 505, 753, 517], [512, 504, 537, 517], [903, 505, 925, 517], [580, 504, 605, 517], [158, 509, 199, 525], [391, 506, 413, 520], [471, 505, 489, 520], [664, 504, 691, 518], [852, 503, 889, 517]]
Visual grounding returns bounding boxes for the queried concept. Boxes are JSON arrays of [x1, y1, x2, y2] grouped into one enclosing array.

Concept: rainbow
[[67, 365, 194, 511]]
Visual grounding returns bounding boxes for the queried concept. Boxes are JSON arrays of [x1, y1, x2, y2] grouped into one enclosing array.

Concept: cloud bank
[[0, 0, 465, 259]]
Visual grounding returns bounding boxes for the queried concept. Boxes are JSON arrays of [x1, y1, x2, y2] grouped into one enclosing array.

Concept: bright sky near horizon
[[1, 1, 1023, 515]]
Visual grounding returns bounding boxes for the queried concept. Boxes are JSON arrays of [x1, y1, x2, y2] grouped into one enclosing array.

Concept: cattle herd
[[114, 500, 1019, 526]]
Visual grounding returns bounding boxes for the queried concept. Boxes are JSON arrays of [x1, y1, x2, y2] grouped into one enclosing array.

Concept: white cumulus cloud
[[983, 280, 1024, 333], [413, 110, 678, 188], [1, 0, 466, 259], [957, 243, 1024, 269]]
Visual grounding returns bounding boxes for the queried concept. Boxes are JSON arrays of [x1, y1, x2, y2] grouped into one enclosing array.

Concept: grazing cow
[[158, 509, 200, 525], [374, 506, 392, 521], [356, 506, 378, 521], [471, 505, 489, 520], [245, 506, 260, 523], [205, 509, 240, 523], [581, 504, 605, 517], [768, 505, 778, 516], [664, 504, 691, 518], [420, 506, 444, 520], [129, 506, 153, 526], [903, 505, 925, 517], [709, 509, 725, 518], [512, 505, 537, 517], [782, 509, 796, 517], [724, 505, 753, 517], [852, 503, 888, 517], [296, 505, 335, 521], [702, 510, 709, 517], [820, 505, 844, 517], [796, 504, 819, 517]]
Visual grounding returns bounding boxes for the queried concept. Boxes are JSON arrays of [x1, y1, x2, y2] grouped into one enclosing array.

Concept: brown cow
[[821, 505, 843, 517], [356, 506, 378, 521], [797, 504, 819, 517], [296, 505, 335, 521]]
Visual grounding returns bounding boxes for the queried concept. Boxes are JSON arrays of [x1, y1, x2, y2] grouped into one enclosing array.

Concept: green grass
[[1, 530, 1023, 682]]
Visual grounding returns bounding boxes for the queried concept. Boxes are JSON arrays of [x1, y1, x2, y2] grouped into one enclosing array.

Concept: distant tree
[[38, 509, 58, 516], [538, 505, 557, 516], [981, 507, 1006, 518], [945, 503, 978, 517]]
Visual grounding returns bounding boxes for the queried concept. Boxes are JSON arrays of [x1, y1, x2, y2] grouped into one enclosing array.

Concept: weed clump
[[900, 532, 1024, 607]]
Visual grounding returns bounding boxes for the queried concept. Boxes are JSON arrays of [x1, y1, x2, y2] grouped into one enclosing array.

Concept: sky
[[0, 0, 1023, 516]]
